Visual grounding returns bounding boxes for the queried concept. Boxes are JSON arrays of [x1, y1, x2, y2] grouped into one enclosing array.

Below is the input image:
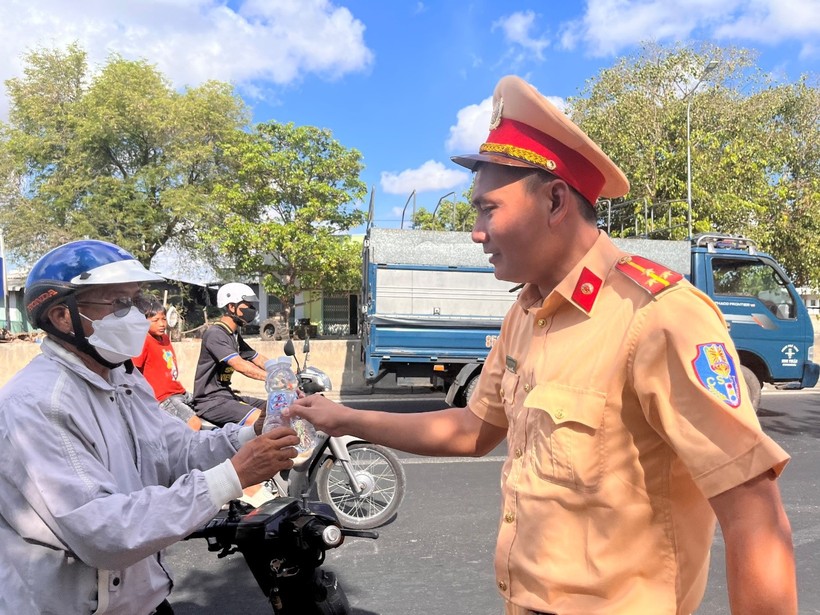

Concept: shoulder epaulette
[[615, 255, 683, 295]]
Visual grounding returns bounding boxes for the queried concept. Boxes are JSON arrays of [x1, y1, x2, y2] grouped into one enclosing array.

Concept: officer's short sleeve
[[468, 315, 512, 429], [630, 286, 789, 499]]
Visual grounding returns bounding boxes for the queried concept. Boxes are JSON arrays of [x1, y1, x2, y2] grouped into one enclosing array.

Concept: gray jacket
[[0, 339, 248, 614]]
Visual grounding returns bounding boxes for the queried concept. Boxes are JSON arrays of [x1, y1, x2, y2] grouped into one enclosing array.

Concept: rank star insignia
[[489, 97, 504, 130]]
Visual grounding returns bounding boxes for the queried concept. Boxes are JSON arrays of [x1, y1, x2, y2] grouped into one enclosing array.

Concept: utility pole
[[685, 59, 719, 239]]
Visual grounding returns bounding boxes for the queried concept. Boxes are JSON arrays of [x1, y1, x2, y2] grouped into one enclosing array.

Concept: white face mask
[[81, 306, 150, 364]]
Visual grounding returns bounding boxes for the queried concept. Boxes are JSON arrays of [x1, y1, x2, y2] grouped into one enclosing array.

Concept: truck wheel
[[453, 374, 480, 407], [463, 375, 479, 406], [741, 365, 761, 413], [260, 318, 277, 341]]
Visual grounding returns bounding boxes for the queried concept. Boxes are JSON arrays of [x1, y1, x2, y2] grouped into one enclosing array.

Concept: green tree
[[0, 44, 249, 265], [571, 42, 820, 286], [411, 188, 475, 231], [207, 121, 367, 322]]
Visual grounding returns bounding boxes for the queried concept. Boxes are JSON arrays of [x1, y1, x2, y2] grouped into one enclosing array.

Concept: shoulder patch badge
[[615, 255, 683, 295], [691, 342, 741, 408]]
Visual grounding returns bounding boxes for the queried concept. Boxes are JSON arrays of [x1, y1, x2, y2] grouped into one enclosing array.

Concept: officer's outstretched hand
[[231, 426, 299, 488], [284, 395, 352, 437]]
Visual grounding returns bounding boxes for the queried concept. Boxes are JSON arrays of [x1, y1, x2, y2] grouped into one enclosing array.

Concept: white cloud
[[445, 92, 567, 153], [380, 160, 469, 195], [714, 0, 820, 46], [545, 96, 568, 113], [561, 0, 820, 57], [0, 0, 374, 118], [492, 10, 550, 60], [446, 95, 493, 152]]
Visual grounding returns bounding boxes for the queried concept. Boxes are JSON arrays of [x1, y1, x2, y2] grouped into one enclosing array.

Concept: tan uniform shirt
[[469, 233, 789, 615]]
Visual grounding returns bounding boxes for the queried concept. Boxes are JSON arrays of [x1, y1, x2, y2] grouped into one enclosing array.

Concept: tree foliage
[[570, 43, 820, 286], [411, 188, 475, 231], [207, 122, 367, 318], [0, 44, 249, 266]]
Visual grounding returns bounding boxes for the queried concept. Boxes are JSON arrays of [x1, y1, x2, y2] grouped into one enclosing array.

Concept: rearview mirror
[[284, 338, 295, 357], [303, 337, 310, 354]]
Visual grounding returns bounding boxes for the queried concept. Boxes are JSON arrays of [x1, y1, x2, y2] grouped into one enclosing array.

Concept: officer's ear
[[545, 179, 573, 222]]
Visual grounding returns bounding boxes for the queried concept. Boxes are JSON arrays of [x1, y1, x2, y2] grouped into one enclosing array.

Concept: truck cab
[[691, 234, 819, 406]]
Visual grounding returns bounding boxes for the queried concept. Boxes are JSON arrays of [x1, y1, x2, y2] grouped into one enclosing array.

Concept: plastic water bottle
[[262, 356, 316, 452]]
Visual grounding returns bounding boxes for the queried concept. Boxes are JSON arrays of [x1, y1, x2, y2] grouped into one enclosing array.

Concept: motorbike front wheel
[[275, 569, 349, 615], [316, 443, 406, 530]]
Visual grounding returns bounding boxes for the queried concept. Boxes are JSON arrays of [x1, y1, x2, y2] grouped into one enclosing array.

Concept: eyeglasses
[[77, 295, 153, 317]]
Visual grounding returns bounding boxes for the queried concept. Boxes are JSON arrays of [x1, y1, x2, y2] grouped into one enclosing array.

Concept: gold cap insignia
[[489, 97, 504, 131]]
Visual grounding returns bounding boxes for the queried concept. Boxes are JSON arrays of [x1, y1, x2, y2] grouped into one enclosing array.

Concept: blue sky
[[1, 0, 818, 231]]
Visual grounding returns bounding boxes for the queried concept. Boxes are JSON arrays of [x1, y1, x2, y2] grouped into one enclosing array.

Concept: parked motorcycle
[[266, 337, 406, 530], [187, 496, 375, 614]]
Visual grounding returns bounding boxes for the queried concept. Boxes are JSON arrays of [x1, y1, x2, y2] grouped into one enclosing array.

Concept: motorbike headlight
[[322, 525, 343, 547], [317, 372, 332, 391]]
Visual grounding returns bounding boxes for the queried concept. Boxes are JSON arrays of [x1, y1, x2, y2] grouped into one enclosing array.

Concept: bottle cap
[[264, 359, 279, 371]]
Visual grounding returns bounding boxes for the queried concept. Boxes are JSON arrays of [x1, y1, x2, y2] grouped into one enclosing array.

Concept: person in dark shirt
[[193, 283, 270, 426]]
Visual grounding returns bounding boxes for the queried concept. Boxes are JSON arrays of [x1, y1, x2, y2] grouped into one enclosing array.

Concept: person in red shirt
[[134, 300, 202, 430]]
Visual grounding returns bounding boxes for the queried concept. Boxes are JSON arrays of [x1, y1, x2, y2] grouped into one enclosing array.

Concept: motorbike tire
[[313, 570, 350, 615], [277, 569, 349, 615], [316, 443, 406, 530]]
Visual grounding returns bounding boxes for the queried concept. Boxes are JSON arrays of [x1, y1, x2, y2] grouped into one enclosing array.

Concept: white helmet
[[216, 283, 258, 308]]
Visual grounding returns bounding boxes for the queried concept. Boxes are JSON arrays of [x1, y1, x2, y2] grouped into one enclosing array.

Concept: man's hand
[[230, 426, 299, 487], [284, 394, 352, 437]]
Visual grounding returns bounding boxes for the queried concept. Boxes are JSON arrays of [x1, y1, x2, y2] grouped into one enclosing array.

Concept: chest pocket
[[524, 382, 607, 492]]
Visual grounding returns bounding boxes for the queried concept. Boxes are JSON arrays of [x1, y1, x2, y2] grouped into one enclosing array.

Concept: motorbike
[[266, 337, 407, 530], [186, 495, 376, 614]]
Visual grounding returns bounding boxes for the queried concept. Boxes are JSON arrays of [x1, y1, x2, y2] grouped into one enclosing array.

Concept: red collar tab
[[615, 255, 683, 295], [479, 118, 606, 205], [570, 267, 603, 312]]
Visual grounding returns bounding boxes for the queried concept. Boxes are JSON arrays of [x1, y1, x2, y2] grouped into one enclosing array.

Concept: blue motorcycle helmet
[[24, 239, 164, 368]]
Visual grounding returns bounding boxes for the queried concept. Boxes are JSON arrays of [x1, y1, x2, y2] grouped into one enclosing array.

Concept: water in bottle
[[262, 356, 316, 452]]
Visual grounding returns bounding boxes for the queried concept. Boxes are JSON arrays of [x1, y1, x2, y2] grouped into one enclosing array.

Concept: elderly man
[[286, 76, 796, 614], [0, 239, 298, 614]]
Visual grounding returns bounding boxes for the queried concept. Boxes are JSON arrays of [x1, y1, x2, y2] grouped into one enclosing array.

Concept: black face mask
[[237, 304, 258, 324]]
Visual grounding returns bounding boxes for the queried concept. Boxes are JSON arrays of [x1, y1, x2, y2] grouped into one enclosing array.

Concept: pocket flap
[[524, 382, 606, 429]]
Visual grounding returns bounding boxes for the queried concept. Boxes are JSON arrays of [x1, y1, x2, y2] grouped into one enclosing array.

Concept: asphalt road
[[165, 387, 820, 614]]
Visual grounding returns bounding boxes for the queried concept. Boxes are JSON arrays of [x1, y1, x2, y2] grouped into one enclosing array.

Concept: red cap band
[[480, 118, 605, 205]]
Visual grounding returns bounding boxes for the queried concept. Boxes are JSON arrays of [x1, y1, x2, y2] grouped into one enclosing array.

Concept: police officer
[[286, 76, 796, 614]]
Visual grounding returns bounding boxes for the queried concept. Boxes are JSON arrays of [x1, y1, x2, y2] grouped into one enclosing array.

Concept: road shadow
[[758, 402, 820, 439]]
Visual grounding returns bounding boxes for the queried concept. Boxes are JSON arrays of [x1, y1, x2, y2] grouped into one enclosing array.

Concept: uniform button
[[504, 512, 515, 523], [125, 389, 132, 395], [112, 577, 120, 586], [514, 448, 523, 458], [537, 318, 546, 327], [555, 408, 565, 420], [109, 396, 115, 402], [523, 383, 531, 392], [498, 580, 507, 592]]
